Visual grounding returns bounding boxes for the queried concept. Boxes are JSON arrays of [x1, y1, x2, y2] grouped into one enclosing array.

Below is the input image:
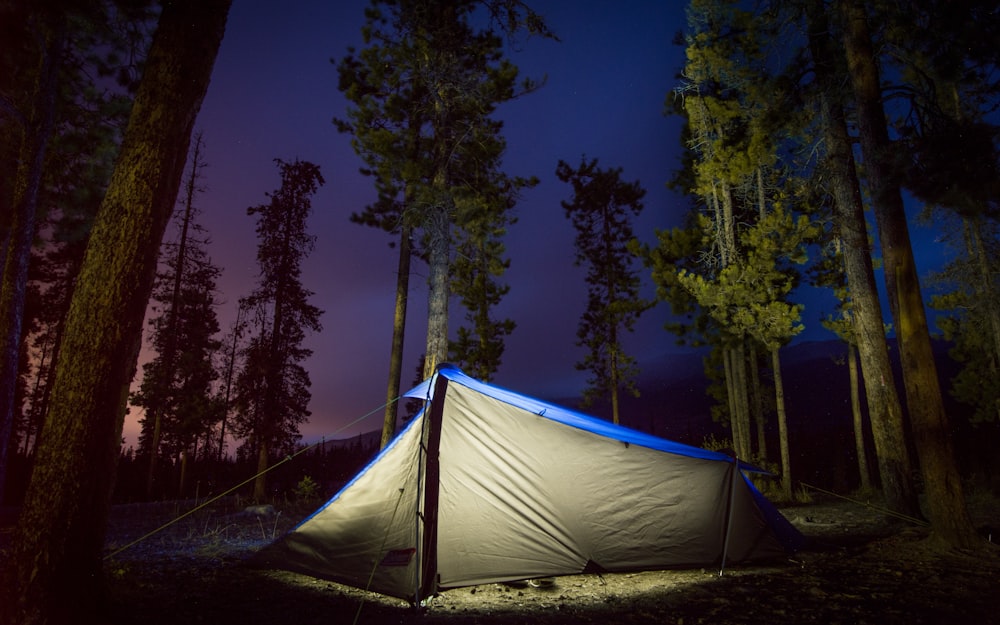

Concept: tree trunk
[[771, 347, 792, 500], [382, 225, 411, 449], [722, 347, 739, 445], [731, 343, 752, 460], [218, 302, 244, 461], [848, 342, 873, 492], [253, 438, 269, 502], [145, 409, 164, 498], [423, 203, 450, 379], [610, 344, 620, 425], [841, 0, 978, 547], [0, 16, 64, 508], [806, 1, 920, 519], [178, 447, 190, 498], [749, 345, 767, 460], [1, 2, 230, 623]]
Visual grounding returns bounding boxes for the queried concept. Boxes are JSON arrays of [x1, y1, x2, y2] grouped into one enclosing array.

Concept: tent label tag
[[380, 548, 416, 567]]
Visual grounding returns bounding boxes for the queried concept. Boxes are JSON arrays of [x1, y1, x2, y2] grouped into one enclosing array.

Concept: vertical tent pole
[[414, 369, 447, 606], [718, 455, 739, 576]]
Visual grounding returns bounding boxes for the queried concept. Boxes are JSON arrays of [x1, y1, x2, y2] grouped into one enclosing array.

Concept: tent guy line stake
[[104, 396, 401, 561]]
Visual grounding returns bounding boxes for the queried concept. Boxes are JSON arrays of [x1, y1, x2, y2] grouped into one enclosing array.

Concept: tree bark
[[423, 203, 450, 379], [722, 347, 738, 446], [841, 0, 978, 547], [807, 1, 920, 518], [382, 226, 412, 448], [1, 2, 230, 622], [771, 347, 792, 500], [731, 343, 752, 460]]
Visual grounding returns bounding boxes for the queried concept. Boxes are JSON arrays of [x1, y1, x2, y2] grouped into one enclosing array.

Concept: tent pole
[[412, 379, 431, 607], [415, 370, 447, 607], [718, 455, 739, 576]]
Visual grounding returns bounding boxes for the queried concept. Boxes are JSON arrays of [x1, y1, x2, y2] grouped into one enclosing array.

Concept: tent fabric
[[256, 364, 803, 603]]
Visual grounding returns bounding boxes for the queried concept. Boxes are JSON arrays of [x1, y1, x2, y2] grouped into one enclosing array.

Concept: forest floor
[[3, 489, 1000, 624]]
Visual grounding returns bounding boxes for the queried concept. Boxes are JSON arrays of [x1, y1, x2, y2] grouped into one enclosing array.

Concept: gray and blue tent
[[257, 364, 803, 604]]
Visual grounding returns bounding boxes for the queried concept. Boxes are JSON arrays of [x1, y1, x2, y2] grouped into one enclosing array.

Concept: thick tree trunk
[[1, 2, 230, 623], [806, 1, 920, 519], [841, 0, 978, 547], [731, 343, 752, 460], [382, 226, 412, 449], [0, 16, 64, 507], [423, 203, 450, 379]]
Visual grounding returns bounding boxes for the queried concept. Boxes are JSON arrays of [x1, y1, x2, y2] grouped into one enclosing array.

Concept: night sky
[[123, 1, 946, 447]]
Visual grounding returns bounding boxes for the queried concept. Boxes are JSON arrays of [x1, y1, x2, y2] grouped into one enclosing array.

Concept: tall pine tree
[[336, 0, 551, 443], [131, 134, 222, 498], [557, 157, 650, 424], [234, 158, 324, 502]]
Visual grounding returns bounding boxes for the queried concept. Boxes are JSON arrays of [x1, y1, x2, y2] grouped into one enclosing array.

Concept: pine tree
[[130, 134, 222, 498], [449, 197, 517, 382], [0, 0, 153, 506], [839, 0, 979, 548], [448, 144, 533, 381], [928, 216, 1000, 425], [337, 0, 552, 404], [15, 87, 131, 457], [235, 158, 324, 502], [556, 157, 650, 424], [678, 208, 818, 496], [1, 0, 229, 620], [804, 0, 919, 518], [816, 250, 875, 494], [886, 0, 1000, 427], [673, 0, 765, 459]]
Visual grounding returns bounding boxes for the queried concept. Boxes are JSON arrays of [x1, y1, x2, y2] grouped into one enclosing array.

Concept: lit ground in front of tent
[[16, 494, 989, 624]]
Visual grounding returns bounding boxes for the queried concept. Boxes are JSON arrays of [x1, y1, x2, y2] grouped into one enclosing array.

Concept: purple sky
[[123, 2, 946, 447]]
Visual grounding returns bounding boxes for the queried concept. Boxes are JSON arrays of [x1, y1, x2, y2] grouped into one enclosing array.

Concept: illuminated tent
[[256, 364, 803, 604]]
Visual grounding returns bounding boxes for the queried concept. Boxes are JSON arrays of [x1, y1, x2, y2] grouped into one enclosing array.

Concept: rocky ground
[[90, 491, 1000, 625]]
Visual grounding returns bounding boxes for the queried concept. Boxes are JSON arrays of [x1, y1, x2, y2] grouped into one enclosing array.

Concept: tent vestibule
[[256, 364, 803, 603]]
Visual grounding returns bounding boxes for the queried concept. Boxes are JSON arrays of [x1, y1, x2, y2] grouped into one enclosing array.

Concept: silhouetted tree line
[[109, 435, 379, 504], [2, 0, 1000, 622]]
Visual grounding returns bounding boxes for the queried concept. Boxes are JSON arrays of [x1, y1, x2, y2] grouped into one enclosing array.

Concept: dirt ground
[[88, 492, 1000, 625]]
